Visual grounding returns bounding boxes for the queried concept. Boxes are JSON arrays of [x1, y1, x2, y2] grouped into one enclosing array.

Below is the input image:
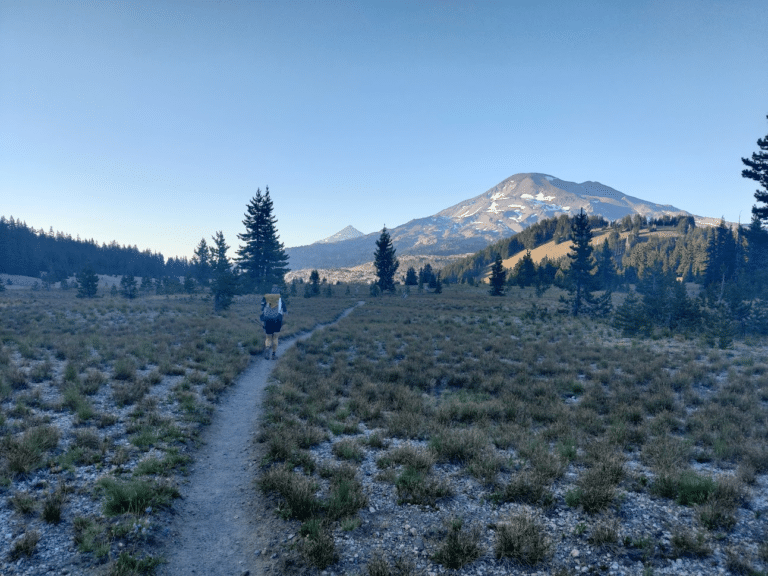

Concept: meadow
[[0, 284, 354, 574], [1, 281, 767, 575], [257, 285, 768, 575]]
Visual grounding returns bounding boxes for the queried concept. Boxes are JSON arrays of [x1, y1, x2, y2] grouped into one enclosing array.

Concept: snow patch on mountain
[[456, 206, 482, 218], [521, 192, 556, 202]]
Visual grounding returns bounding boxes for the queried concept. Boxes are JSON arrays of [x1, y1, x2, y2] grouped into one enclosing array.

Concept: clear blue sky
[[2, 0, 767, 261]]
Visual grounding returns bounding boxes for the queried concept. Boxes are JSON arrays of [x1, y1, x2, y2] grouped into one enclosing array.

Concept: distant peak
[[315, 225, 365, 244]]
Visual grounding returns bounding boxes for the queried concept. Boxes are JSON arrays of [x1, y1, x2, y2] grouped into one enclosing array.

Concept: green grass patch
[[97, 477, 180, 516]]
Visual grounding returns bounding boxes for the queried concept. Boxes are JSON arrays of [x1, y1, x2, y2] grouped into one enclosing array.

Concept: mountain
[[315, 225, 365, 244], [286, 173, 690, 271]]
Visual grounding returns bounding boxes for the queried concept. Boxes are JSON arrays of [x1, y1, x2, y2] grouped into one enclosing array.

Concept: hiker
[[260, 286, 286, 359]]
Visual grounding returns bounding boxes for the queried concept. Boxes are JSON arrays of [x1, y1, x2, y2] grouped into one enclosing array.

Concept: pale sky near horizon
[[2, 0, 767, 261]]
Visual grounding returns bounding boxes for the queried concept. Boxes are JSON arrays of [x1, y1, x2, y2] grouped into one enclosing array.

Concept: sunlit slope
[[484, 227, 682, 279]]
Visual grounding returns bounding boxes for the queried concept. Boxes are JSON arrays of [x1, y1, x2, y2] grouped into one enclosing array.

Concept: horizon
[[2, 1, 767, 260]]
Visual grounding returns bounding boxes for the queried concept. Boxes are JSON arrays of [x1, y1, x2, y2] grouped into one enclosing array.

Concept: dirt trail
[[157, 304, 362, 576]]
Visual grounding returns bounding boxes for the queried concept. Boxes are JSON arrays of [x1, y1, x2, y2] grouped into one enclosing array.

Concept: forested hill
[[441, 214, 609, 281], [440, 213, 768, 299], [0, 216, 190, 280]]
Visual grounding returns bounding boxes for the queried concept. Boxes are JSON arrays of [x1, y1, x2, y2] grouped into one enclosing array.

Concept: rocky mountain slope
[[286, 173, 689, 271]]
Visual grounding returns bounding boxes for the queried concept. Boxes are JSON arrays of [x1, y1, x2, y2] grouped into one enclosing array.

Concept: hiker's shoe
[[264, 348, 270, 360], [271, 351, 276, 360]]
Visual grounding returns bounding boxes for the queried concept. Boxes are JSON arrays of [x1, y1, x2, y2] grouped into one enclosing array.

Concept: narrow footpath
[[157, 304, 362, 576]]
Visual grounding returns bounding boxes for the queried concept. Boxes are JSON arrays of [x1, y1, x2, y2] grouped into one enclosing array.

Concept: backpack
[[262, 295, 282, 320]]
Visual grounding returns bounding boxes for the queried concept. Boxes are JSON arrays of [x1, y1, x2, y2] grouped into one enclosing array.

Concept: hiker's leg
[[264, 333, 273, 358]]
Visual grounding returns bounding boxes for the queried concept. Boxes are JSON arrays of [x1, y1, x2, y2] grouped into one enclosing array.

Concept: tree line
[[1, 188, 291, 313], [0, 216, 190, 281]]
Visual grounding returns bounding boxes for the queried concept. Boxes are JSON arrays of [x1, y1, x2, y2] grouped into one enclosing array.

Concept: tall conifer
[[373, 227, 399, 293], [742, 114, 768, 224], [566, 210, 595, 316], [191, 238, 211, 287], [489, 253, 506, 296], [76, 265, 99, 298], [120, 273, 138, 299], [236, 187, 289, 293], [210, 231, 236, 311]]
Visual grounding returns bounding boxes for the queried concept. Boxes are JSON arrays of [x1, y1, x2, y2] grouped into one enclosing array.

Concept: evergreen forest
[[0, 216, 190, 281]]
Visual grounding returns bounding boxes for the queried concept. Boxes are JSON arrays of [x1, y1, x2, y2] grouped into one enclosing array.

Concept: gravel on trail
[[155, 305, 362, 576]]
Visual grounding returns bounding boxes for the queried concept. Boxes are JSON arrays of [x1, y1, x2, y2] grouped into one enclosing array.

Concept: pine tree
[[191, 238, 211, 287], [236, 187, 290, 293], [419, 264, 435, 288], [76, 265, 99, 298], [405, 267, 418, 286], [742, 114, 768, 224], [594, 239, 617, 291], [512, 251, 536, 288], [309, 270, 321, 296], [489, 253, 506, 296], [744, 216, 768, 298], [566, 210, 595, 316], [120, 273, 138, 299], [704, 219, 737, 292], [433, 272, 443, 294], [373, 227, 399, 293], [209, 231, 237, 311], [140, 275, 153, 293], [711, 304, 735, 349], [591, 289, 613, 318], [614, 291, 645, 336]]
